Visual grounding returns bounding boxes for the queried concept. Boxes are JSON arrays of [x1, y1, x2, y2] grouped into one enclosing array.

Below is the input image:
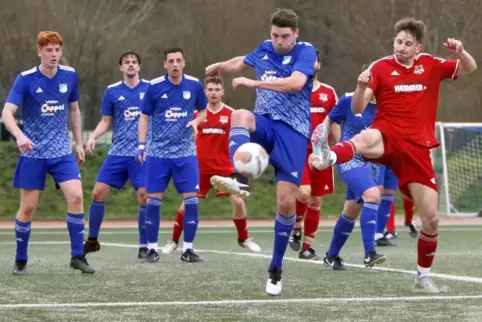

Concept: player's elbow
[[1, 104, 15, 122], [290, 78, 305, 92]]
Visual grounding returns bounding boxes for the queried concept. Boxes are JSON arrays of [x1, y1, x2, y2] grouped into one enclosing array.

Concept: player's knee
[[351, 129, 382, 153], [420, 206, 439, 232], [277, 193, 297, 216], [231, 109, 255, 130], [92, 184, 109, 202], [297, 186, 311, 203], [67, 190, 83, 207], [19, 202, 37, 219], [308, 195, 321, 208], [362, 187, 381, 204]]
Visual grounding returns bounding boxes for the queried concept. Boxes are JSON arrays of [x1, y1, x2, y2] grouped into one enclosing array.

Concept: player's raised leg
[[210, 109, 254, 199]]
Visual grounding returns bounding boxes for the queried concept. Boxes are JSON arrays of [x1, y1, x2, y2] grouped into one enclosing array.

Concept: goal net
[[435, 122, 482, 217]]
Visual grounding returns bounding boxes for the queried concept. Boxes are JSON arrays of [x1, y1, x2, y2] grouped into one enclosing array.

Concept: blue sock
[[327, 214, 355, 257], [145, 197, 161, 248], [15, 219, 32, 261], [269, 213, 296, 270], [377, 195, 395, 234], [183, 196, 199, 244], [229, 127, 250, 164], [67, 213, 85, 257], [88, 200, 104, 239], [138, 205, 147, 247], [360, 202, 379, 256]]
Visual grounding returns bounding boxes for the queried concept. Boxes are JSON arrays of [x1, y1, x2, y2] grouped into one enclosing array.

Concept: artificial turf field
[[1, 222, 482, 321]]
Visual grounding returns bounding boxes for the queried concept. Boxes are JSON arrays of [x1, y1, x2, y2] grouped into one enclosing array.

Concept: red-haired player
[[161, 76, 261, 254], [288, 50, 340, 260]]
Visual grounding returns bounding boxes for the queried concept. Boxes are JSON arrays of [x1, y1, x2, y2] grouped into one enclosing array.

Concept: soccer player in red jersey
[[385, 197, 418, 240], [161, 76, 261, 254], [310, 17, 476, 293], [289, 50, 340, 260]]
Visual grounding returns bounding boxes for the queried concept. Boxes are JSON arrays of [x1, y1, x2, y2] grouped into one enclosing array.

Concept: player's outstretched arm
[[206, 56, 250, 75], [86, 116, 112, 155], [443, 38, 477, 76], [251, 71, 307, 93]]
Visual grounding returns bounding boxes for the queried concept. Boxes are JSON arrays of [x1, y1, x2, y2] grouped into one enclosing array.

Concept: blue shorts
[[145, 155, 199, 194], [250, 114, 308, 185], [13, 154, 80, 190], [97, 155, 145, 190], [337, 158, 379, 204], [378, 166, 398, 191]]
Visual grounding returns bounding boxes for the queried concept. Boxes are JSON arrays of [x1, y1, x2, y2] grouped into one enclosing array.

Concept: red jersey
[[368, 54, 459, 148], [308, 82, 338, 149], [195, 105, 234, 174]]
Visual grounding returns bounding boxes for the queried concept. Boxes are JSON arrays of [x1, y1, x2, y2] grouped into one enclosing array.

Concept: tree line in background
[[0, 0, 480, 129]]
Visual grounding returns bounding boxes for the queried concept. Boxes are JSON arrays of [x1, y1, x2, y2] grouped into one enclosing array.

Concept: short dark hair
[[118, 51, 141, 65], [164, 47, 184, 60], [394, 18, 426, 43], [315, 49, 320, 62], [270, 8, 298, 31], [204, 76, 224, 87]]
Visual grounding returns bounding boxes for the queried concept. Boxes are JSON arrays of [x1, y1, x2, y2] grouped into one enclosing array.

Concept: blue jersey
[[244, 40, 316, 138], [101, 80, 150, 156], [6, 65, 79, 159], [141, 74, 207, 159], [329, 93, 380, 178]]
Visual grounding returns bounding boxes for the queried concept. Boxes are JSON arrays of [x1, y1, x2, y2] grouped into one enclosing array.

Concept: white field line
[[100, 242, 482, 285], [2, 295, 482, 309]]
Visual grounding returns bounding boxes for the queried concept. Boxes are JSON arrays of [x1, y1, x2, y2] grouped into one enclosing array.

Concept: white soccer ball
[[233, 142, 269, 179]]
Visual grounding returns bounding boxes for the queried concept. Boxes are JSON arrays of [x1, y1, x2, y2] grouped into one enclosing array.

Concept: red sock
[[417, 231, 438, 270], [403, 198, 415, 225], [233, 217, 248, 241], [302, 204, 320, 249], [386, 203, 396, 233], [331, 141, 356, 164], [172, 209, 184, 242], [294, 198, 308, 232]]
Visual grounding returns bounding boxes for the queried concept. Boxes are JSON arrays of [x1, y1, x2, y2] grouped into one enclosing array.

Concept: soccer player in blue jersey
[[83, 51, 150, 259], [310, 68, 385, 270], [1, 31, 95, 274], [206, 9, 316, 296], [138, 47, 207, 263]]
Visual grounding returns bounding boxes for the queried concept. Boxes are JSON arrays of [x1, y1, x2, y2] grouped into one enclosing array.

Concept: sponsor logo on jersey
[[124, 106, 141, 120], [394, 84, 425, 93], [260, 70, 278, 81], [41, 100, 65, 116], [310, 107, 326, 113], [165, 107, 187, 121], [202, 128, 225, 134]]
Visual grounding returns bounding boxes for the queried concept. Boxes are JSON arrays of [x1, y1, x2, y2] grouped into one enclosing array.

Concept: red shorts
[[198, 172, 232, 198], [364, 127, 437, 199], [300, 151, 334, 196]]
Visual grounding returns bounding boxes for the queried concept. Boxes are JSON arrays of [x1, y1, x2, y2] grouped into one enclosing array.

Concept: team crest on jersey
[[414, 65, 425, 75], [183, 91, 191, 100], [282, 56, 292, 64], [139, 92, 145, 100], [59, 84, 68, 93], [319, 93, 328, 102], [220, 116, 229, 124]]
